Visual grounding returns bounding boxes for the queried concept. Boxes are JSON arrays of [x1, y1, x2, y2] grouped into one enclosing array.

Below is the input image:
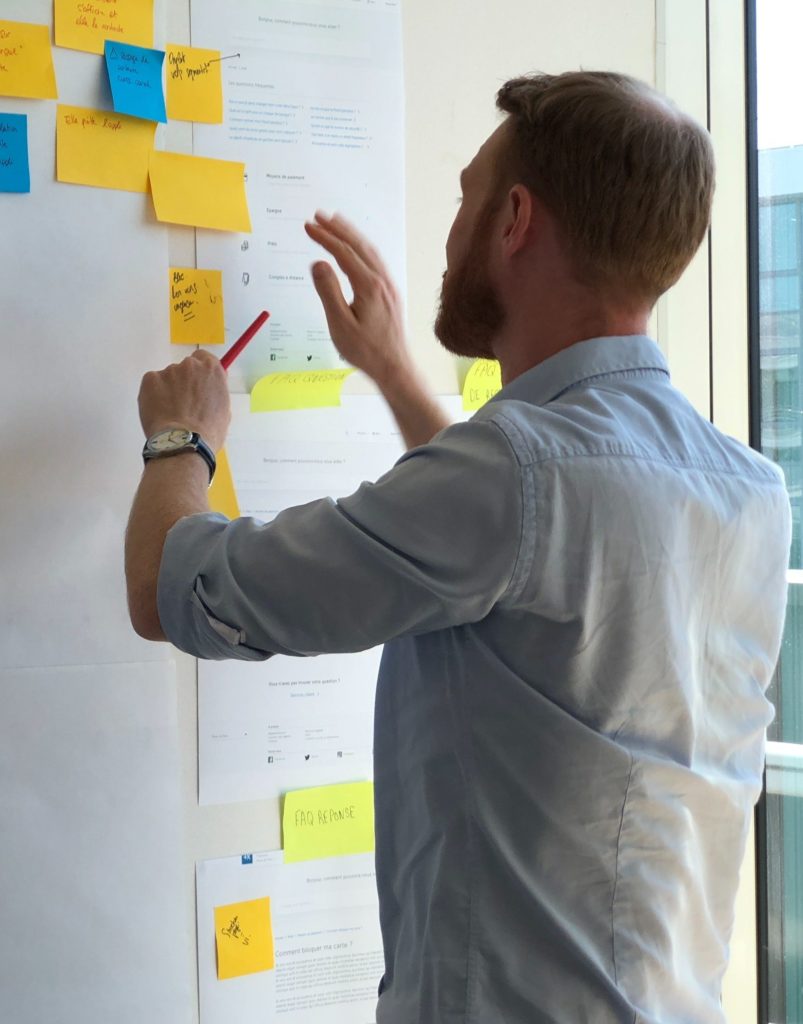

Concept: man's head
[[434, 71, 716, 362]]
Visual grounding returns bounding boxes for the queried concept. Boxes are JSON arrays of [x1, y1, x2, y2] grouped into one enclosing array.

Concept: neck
[[493, 283, 651, 387]]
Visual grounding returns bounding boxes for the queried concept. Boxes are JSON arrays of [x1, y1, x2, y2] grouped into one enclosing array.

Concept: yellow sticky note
[[214, 897, 274, 981], [166, 44, 223, 123], [462, 358, 503, 411], [55, 0, 153, 55], [56, 104, 155, 193], [250, 369, 353, 412], [169, 267, 225, 345], [149, 151, 251, 232], [0, 20, 58, 99], [283, 782, 375, 863], [208, 448, 240, 520]]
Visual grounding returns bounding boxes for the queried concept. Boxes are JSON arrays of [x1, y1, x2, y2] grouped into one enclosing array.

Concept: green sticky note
[[283, 782, 375, 863]]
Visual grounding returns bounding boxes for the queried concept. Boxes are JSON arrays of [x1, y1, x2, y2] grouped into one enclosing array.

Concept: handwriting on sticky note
[[208, 448, 240, 520], [55, 0, 153, 55], [250, 369, 353, 412], [214, 897, 274, 980], [462, 358, 502, 411], [149, 150, 251, 232], [169, 268, 225, 345], [0, 20, 58, 100], [283, 781, 375, 863], [56, 104, 155, 193], [105, 41, 166, 123], [166, 44, 223, 123], [0, 113, 30, 193]]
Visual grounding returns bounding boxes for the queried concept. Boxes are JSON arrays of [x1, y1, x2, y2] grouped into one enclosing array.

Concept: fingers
[[310, 260, 353, 335], [304, 219, 377, 298], [312, 211, 390, 277]]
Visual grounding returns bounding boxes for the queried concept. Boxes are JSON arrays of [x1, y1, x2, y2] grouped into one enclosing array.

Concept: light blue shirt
[[159, 336, 791, 1023]]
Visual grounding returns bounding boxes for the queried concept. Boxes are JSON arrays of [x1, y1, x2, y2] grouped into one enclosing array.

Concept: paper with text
[[198, 850, 382, 1023], [251, 369, 353, 412], [55, 0, 153, 55], [149, 150, 251, 231], [166, 44, 223, 123], [283, 782, 374, 863], [56, 103, 155, 193], [197, 395, 464, 806], [215, 897, 275, 980], [105, 41, 166, 123], [192, 0, 405, 391], [0, 20, 57, 99], [169, 267, 225, 345], [0, 113, 29, 192]]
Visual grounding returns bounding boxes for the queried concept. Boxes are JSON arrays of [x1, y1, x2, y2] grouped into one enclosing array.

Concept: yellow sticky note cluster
[[56, 104, 155, 193], [283, 782, 375, 863], [0, 20, 58, 99], [169, 267, 225, 345], [250, 370, 354, 413], [54, 0, 153, 55], [462, 358, 503, 410], [166, 44, 223, 123], [149, 150, 251, 232], [214, 897, 274, 980]]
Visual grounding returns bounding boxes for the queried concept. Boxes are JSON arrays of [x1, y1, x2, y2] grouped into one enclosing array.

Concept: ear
[[501, 184, 535, 258]]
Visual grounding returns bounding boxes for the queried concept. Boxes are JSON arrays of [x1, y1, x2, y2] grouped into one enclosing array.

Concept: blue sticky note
[[0, 113, 30, 194], [104, 41, 166, 123]]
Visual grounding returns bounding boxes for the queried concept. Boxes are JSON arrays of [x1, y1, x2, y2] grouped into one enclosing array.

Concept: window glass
[[753, 2, 803, 1019]]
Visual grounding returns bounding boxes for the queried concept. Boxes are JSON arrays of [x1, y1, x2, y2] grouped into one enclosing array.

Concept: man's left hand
[[138, 350, 231, 452]]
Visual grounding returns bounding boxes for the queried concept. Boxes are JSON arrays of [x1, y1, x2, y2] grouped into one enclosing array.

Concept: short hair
[[496, 71, 715, 303]]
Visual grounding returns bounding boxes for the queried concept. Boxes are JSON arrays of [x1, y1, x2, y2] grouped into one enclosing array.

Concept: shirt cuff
[[157, 513, 273, 662]]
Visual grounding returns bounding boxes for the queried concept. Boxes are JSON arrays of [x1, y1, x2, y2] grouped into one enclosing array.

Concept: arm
[[125, 350, 231, 640], [305, 212, 451, 449]]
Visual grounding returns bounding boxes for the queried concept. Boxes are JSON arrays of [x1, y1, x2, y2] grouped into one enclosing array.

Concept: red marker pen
[[220, 310, 270, 370]]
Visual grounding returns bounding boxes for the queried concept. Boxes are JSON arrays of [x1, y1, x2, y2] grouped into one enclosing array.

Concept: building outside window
[[751, 1, 803, 1020]]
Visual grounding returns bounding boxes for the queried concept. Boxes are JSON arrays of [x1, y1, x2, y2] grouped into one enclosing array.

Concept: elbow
[[127, 588, 167, 643]]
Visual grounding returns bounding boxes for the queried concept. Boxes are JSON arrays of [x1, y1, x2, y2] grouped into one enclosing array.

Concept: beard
[[434, 202, 506, 360]]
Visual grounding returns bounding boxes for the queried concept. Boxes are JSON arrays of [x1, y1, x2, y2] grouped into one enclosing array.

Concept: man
[[126, 72, 791, 1022]]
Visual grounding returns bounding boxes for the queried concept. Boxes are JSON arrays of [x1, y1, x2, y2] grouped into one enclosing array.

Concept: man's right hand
[[304, 212, 412, 389]]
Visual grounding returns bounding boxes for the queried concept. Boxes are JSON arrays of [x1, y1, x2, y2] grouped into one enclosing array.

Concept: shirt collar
[[489, 335, 669, 407]]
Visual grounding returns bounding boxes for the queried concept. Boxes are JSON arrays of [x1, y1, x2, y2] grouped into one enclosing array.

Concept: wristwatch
[[142, 427, 217, 483]]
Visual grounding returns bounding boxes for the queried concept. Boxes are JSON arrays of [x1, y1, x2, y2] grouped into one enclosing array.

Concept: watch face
[[148, 428, 193, 452]]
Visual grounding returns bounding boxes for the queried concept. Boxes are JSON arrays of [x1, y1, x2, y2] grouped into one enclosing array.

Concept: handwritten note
[[0, 20, 57, 100], [148, 151, 251, 232], [214, 897, 274, 980], [208, 448, 240, 520], [169, 267, 225, 345], [166, 44, 222, 123], [55, 0, 153, 55], [250, 369, 354, 412], [57, 104, 155, 193], [462, 358, 503, 410], [0, 113, 29, 193], [283, 782, 375, 863], [105, 41, 165, 123]]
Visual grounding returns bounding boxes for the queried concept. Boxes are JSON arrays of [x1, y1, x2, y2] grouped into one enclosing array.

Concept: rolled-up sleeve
[[156, 416, 527, 660]]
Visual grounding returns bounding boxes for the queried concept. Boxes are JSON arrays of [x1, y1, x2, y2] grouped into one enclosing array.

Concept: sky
[[757, 0, 803, 150]]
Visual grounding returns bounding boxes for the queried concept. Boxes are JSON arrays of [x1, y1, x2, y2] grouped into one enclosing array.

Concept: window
[[749, 2, 803, 1020]]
